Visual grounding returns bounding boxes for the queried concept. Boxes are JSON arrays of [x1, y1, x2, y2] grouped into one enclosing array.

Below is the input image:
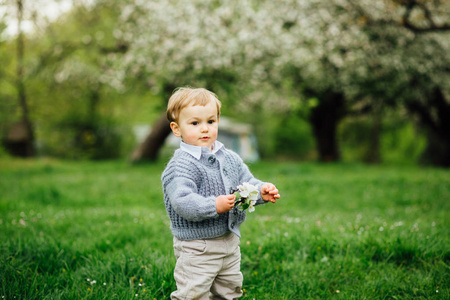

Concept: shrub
[[39, 114, 132, 160]]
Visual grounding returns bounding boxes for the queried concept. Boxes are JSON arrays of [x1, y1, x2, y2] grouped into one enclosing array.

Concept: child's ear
[[170, 122, 181, 137]]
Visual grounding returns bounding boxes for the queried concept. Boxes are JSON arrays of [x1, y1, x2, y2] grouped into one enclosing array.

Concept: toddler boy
[[161, 87, 280, 299]]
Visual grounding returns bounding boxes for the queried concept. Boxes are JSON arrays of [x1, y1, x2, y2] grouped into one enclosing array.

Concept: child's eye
[[208, 120, 215, 124], [192, 122, 198, 126]]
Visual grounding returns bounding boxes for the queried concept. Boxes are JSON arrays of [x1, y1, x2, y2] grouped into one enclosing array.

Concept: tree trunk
[[130, 113, 172, 162], [309, 91, 345, 162], [407, 87, 450, 167], [130, 83, 177, 162], [13, 0, 34, 157], [88, 89, 100, 124], [421, 129, 450, 167]]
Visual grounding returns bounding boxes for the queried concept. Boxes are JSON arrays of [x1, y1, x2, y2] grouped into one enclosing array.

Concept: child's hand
[[216, 194, 236, 214], [261, 183, 280, 203]]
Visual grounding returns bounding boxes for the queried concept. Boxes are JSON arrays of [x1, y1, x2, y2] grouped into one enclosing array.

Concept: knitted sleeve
[[162, 158, 219, 222]]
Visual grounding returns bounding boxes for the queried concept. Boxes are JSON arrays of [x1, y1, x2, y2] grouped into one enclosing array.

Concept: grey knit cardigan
[[161, 145, 266, 240]]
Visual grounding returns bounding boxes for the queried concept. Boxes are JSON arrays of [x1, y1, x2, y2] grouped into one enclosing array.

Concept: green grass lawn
[[1, 158, 449, 299]]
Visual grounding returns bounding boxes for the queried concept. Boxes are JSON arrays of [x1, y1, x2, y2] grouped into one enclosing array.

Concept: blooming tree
[[116, 0, 291, 161], [116, 0, 450, 165], [345, 0, 450, 165]]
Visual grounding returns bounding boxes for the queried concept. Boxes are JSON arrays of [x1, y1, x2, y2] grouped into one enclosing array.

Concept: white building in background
[[133, 116, 259, 162], [216, 117, 259, 162]]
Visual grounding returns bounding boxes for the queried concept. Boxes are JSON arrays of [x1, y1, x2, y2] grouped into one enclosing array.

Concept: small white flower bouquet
[[232, 182, 258, 212]]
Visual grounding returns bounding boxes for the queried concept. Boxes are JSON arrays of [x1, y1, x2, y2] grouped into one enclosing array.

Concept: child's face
[[170, 101, 219, 150]]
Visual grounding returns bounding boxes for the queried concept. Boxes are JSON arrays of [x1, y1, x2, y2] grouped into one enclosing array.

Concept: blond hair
[[166, 87, 222, 122]]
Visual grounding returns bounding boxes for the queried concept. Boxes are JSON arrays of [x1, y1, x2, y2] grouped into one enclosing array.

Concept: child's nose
[[200, 123, 208, 132]]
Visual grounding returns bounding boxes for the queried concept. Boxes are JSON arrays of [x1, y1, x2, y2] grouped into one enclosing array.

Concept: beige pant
[[171, 232, 243, 300]]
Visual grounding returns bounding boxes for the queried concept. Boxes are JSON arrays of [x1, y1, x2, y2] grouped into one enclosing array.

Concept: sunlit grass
[[1, 158, 449, 299]]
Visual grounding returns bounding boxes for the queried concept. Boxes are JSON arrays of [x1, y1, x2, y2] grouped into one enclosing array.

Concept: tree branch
[[349, 0, 450, 33], [401, 0, 450, 33]]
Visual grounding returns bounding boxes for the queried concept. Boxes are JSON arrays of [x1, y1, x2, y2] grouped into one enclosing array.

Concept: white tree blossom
[[114, 0, 449, 110]]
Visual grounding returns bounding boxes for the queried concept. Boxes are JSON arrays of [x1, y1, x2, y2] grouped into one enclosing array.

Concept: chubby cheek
[[182, 130, 199, 144], [210, 127, 218, 140]]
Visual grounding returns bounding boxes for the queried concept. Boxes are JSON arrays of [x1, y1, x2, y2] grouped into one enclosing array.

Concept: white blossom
[[234, 182, 258, 213], [112, 0, 449, 110]]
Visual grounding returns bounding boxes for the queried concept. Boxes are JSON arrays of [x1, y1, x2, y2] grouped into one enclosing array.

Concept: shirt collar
[[180, 140, 224, 160]]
